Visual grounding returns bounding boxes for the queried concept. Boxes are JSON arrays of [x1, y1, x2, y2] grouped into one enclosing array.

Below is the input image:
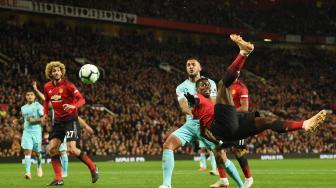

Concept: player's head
[[186, 58, 202, 78], [196, 77, 211, 98], [25, 90, 36, 103], [45, 61, 66, 81]]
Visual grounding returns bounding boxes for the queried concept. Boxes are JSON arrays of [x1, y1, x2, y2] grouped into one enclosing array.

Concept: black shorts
[[210, 104, 259, 141], [50, 118, 81, 142]]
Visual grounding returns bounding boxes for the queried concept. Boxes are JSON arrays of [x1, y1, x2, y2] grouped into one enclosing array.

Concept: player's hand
[[63, 104, 76, 111], [184, 92, 196, 106], [27, 117, 35, 122], [41, 114, 48, 123], [32, 81, 37, 90]]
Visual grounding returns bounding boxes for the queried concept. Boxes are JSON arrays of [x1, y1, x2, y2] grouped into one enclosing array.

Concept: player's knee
[[200, 148, 207, 153], [163, 135, 180, 150], [48, 147, 58, 156], [66, 145, 76, 155], [163, 140, 172, 150], [67, 149, 76, 156]]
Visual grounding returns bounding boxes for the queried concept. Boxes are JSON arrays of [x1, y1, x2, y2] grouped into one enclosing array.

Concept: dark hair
[[196, 77, 209, 88], [187, 57, 200, 62], [26, 89, 35, 94]]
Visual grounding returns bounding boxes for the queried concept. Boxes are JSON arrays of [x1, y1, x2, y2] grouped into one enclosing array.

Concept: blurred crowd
[[34, 0, 336, 35], [0, 21, 335, 157]]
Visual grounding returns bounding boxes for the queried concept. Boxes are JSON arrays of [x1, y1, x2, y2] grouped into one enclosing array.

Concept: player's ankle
[[240, 50, 250, 57]]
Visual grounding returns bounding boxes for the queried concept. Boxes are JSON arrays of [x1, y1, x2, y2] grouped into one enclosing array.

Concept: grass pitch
[[0, 159, 335, 188]]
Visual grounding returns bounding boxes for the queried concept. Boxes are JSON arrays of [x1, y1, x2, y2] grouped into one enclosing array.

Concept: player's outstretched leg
[[67, 141, 99, 183], [255, 110, 327, 134], [221, 34, 254, 88]]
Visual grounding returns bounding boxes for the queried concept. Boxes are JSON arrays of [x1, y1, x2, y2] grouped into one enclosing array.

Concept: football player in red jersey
[[229, 75, 254, 187], [185, 76, 327, 151], [43, 61, 98, 186]]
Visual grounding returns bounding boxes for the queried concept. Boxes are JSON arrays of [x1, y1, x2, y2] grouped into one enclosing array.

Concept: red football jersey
[[192, 93, 214, 128], [44, 79, 85, 122], [230, 80, 248, 108]]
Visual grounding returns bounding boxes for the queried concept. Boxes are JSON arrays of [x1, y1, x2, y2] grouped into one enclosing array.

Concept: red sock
[[51, 156, 62, 180], [78, 152, 96, 171], [283, 121, 303, 131], [237, 155, 251, 178], [227, 53, 247, 74], [218, 166, 227, 178]]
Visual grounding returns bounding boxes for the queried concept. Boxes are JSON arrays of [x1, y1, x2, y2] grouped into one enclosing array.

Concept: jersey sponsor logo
[[50, 95, 62, 101]]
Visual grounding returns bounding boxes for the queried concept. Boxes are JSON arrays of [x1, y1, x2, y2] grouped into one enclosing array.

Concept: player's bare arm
[[32, 81, 45, 101], [26, 117, 43, 123], [178, 98, 194, 117], [236, 99, 248, 112]]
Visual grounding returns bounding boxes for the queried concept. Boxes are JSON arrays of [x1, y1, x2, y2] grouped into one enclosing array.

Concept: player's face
[[51, 66, 62, 81], [26, 92, 36, 102], [186, 60, 201, 77], [197, 80, 211, 97]]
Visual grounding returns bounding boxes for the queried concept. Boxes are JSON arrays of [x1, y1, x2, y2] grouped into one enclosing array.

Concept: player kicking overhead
[[20, 90, 44, 179], [184, 41, 327, 151], [32, 81, 94, 178], [211, 74, 253, 188], [43, 61, 98, 186], [159, 34, 257, 188]]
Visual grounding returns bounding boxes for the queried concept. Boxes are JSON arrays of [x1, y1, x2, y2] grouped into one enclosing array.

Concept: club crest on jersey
[[231, 89, 236, 95], [51, 95, 62, 101], [59, 88, 63, 94]]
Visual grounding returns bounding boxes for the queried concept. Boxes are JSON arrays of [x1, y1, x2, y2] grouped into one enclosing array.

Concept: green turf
[[0, 159, 335, 187]]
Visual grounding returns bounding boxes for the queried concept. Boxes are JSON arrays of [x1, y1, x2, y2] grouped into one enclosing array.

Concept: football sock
[[271, 120, 303, 133], [162, 149, 174, 187], [60, 154, 69, 175], [223, 53, 247, 87], [200, 153, 207, 169], [237, 155, 251, 178], [209, 151, 217, 171], [24, 155, 32, 173], [283, 121, 304, 131], [51, 155, 62, 180], [224, 159, 244, 188], [77, 151, 96, 172], [218, 166, 227, 178], [36, 153, 42, 168]]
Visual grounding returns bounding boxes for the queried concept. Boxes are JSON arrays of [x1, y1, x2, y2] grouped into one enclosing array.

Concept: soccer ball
[[79, 64, 100, 84]]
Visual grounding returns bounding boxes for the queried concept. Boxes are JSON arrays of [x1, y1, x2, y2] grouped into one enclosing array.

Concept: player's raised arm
[[32, 81, 45, 101], [43, 84, 50, 121]]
